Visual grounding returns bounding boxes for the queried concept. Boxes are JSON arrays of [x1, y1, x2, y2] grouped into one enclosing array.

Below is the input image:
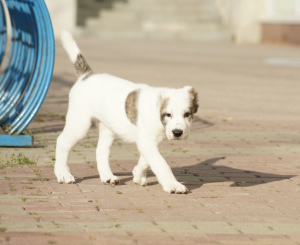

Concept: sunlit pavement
[[0, 38, 299, 244]]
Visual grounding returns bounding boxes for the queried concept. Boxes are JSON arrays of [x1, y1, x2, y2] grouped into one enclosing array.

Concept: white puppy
[[54, 32, 199, 194]]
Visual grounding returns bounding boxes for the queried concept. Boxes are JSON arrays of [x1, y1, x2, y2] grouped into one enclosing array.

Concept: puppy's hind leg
[[55, 110, 91, 184], [133, 156, 149, 186], [96, 123, 119, 185]]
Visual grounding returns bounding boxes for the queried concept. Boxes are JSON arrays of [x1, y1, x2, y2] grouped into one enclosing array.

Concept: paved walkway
[[0, 38, 300, 244]]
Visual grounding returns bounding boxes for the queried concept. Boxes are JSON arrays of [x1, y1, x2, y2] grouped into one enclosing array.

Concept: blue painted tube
[[2, 1, 39, 126], [0, 0, 55, 135], [0, 2, 31, 119], [0, 1, 6, 66]]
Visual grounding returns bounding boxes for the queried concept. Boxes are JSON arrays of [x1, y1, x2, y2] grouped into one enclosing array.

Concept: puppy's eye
[[184, 112, 191, 118], [165, 113, 172, 117]]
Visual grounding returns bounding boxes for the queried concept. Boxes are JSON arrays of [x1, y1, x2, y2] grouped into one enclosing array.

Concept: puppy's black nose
[[172, 129, 183, 138]]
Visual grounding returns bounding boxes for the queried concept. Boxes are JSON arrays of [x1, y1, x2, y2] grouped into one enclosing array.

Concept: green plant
[[21, 129, 32, 135], [32, 178, 49, 182], [9, 184, 16, 192], [0, 153, 36, 169], [34, 216, 42, 222], [0, 227, 7, 232]]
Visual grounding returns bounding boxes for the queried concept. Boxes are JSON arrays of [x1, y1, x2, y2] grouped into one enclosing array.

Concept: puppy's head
[[159, 86, 198, 140]]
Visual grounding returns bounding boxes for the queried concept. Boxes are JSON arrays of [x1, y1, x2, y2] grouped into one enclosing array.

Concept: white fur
[[55, 32, 197, 194], [61, 31, 81, 63]]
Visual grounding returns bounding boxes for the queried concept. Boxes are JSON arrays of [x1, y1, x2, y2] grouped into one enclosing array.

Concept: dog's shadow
[[76, 157, 296, 191]]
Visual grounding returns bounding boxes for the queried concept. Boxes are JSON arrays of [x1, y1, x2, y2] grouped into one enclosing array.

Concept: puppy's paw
[[163, 181, 189, 194], [54, 168, 75, 184], [133, 176, 147, 186], [132, 166, 147, 186], [101, 175, 120, 185]]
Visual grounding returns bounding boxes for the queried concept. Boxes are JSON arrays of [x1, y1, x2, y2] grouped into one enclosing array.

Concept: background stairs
[[77, 0, 231, 41]]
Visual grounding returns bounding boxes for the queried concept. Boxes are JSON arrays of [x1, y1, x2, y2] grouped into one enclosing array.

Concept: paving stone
[[1, 38, 300, 244]]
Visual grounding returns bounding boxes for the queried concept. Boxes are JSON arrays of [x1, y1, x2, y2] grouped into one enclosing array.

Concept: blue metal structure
[[0, 134, 33, 147], [0, 0, 55, 146]]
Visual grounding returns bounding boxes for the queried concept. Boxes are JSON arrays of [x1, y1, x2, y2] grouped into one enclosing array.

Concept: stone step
[[77, 0, 126, 26], [77, 0, 230, 41], [120, 0, 215, 7], [105, 7, 219, 15], [86, 20, 225, 33], [77, 0, 112, 26], [113, 1, 217, 12], [78, 0, 218, 17], [77, 27, 231, 41], [86, 11, 221, 25]]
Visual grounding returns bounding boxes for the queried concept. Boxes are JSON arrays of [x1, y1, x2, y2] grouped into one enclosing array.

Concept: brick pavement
[[0, 38, 300, 244]]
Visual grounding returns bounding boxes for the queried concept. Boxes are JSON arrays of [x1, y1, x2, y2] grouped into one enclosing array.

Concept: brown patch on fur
[[160, 97, 169, 125], [188, 88, 199, 118], [125, 90, 140, 124], [74, 54, 92, 77]]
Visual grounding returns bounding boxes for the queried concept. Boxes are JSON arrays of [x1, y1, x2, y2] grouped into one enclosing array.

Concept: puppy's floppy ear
[[183, 86, 199, 115]]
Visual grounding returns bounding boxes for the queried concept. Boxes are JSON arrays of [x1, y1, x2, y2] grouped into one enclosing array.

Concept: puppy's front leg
[[137, 140, 188, 194]]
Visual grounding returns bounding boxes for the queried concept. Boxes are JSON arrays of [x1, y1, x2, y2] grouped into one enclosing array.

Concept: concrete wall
[[44, 0, 77, 38], [216, 0, 268, 44]]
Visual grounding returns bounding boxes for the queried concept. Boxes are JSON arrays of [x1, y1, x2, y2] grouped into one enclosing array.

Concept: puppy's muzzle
[[172, 129, 183, 138]]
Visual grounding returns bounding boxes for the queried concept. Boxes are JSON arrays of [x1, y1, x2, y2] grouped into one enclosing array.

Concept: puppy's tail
[[61, 31, 93, 78]]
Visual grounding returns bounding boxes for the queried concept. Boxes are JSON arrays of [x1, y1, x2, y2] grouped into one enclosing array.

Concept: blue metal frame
[[0, 0, 55, 147], [0, 134, 33, 147]]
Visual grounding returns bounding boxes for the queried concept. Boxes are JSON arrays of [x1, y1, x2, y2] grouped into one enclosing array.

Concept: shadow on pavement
[[192, 116, 214, 130], [178, 157, 296, 191], [76, 157, 296, 192]]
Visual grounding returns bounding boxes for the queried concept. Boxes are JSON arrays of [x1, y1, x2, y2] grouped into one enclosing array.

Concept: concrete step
[[77, 0, 127, 26], [77, 0, 230, 41], [77, 27, 231, 41], [122, 0, 215, 7], [86, 20, 225, 33], [97, 10, 221, 22], [113, 2, 218, 12], [77, 0, 111, 26]]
